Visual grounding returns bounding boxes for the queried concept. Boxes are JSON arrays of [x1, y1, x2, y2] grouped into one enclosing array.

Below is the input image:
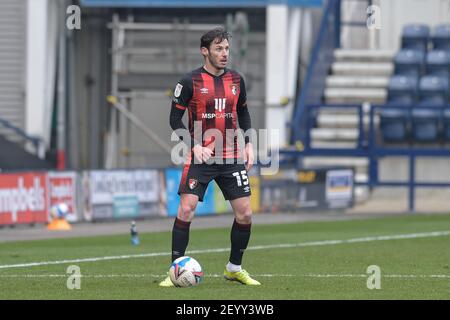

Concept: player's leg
[[228, 196, 252, 270], [171, 163, 210, 262], [215, 164, 260, 285], [171, 193, 199, 262], [160, 163, 209, 287], [223, 196, 260, 285], [159, 193, 200, 287]]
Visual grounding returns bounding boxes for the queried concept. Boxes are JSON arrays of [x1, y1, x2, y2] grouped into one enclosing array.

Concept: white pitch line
[[302, 274, 450, 279], [0, 230, 449, 270], [1, 273, 450, 279], [0, 274, 296, 278]]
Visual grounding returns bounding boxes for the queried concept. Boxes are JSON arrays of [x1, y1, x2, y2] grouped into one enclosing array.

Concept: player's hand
[[192, 145, 213, 164], [244, 142, 254, 172], [202, 146, 213, 162], [192, 144, 203, 163]]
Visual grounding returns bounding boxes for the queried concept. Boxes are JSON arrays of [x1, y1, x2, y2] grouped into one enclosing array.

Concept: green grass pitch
[[1, 214, 450, 299]]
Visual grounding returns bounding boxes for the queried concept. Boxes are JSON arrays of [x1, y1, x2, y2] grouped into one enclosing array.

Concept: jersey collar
[[201, 66, 228, 78]]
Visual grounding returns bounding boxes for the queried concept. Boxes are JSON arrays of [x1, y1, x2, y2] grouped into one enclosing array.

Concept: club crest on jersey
[[189, 179, 198, 190], [230, 84, 238, 96], [174, 83, 183, 98]]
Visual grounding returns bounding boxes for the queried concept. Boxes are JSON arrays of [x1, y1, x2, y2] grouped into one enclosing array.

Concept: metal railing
[[291, 0, 338, 146], [283, 103, 450, 211], [0, 117, 45, 159], [106, 95, 172, 155]]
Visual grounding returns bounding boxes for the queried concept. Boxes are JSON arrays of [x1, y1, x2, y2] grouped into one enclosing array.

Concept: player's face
[[207, 38, 229, 70]]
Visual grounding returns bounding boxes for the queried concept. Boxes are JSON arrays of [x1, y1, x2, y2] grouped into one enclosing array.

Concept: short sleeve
[[171, 75, 193, 110]]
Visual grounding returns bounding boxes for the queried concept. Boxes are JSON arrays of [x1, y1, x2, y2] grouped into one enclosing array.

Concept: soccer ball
[[50, 203, 69, 220], [169, 256, 204, 287]]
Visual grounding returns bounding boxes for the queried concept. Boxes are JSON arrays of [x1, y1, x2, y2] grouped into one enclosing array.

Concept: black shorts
[[178, 163, 252, 202]]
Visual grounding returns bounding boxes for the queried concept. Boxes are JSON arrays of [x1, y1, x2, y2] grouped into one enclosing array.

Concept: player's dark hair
[[200, 27, 230, 50]]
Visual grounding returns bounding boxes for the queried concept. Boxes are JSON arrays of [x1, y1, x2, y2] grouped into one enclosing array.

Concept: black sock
[[229, 219, 251, 265], [171, 217, 191, 262]]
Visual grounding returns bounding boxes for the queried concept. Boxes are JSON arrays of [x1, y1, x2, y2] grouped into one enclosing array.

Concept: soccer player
[[159, 27, 260, 286]]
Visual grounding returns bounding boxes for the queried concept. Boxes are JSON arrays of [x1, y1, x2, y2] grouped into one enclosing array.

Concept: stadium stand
[[401, 24, 430, 52], [290, 9, 450, 211], [426, 50, 450, 77], [394, 49, 425, 78], [381, 24, 450, 143], [431, 24, 450, 51], [379, 75, 418, 142], [444, 109, 450, 141], [418, 75, 449, 103], [293, 21, 450, 147], [411, 76, 448, 142], [386, 75, 419, 104], [0, 134, 53, 170]]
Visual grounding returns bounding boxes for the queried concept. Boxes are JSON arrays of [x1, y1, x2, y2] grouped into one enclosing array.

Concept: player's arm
[[237, 77, 252, 143], [169, 76, 211, 163], [236, 77, 254, 171], [170, 76, 199, 149]]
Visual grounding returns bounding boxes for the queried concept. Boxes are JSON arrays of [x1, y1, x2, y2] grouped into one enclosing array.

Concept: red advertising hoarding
[[0, 172, 48, 225], [48, 172, 78, 222]]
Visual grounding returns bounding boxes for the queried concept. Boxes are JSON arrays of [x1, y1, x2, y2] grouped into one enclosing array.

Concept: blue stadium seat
[[432, 24, 450, 51], [426, 50, 450, 78], [401, 24, 430, 51], [410, 76, 449, 142], [380, 75, 418, 142], [411, 107, 441, 142], [444, 109, 450, 141], [387, 75, 419, 103], [419, 75, 449, 102], [394, 49, 425, 77], [380, 108, 410, 142]]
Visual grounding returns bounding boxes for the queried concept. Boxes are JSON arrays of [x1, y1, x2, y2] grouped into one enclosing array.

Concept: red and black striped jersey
[[171, 67, 249, 159]]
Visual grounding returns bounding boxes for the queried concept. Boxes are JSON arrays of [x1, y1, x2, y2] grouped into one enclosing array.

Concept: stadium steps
[[318, 108, 362, 115], [0, 134, 53, 170], [316, 114, 380, 128], [308, 49, 394, 202], [333, 49, 395, 62], [317, 49, 390, 148], [331, 62, 394, 76], [309, 141, 359, 148], [326, 75, 389, 88], [324, 88, 387, 104], [311, 128, 358, 141], [303, 157, 368, 168]]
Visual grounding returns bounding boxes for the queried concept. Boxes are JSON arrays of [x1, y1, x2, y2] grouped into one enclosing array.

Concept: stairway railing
[[291, 0, 339, 146], [0, 117, 45, 159]]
